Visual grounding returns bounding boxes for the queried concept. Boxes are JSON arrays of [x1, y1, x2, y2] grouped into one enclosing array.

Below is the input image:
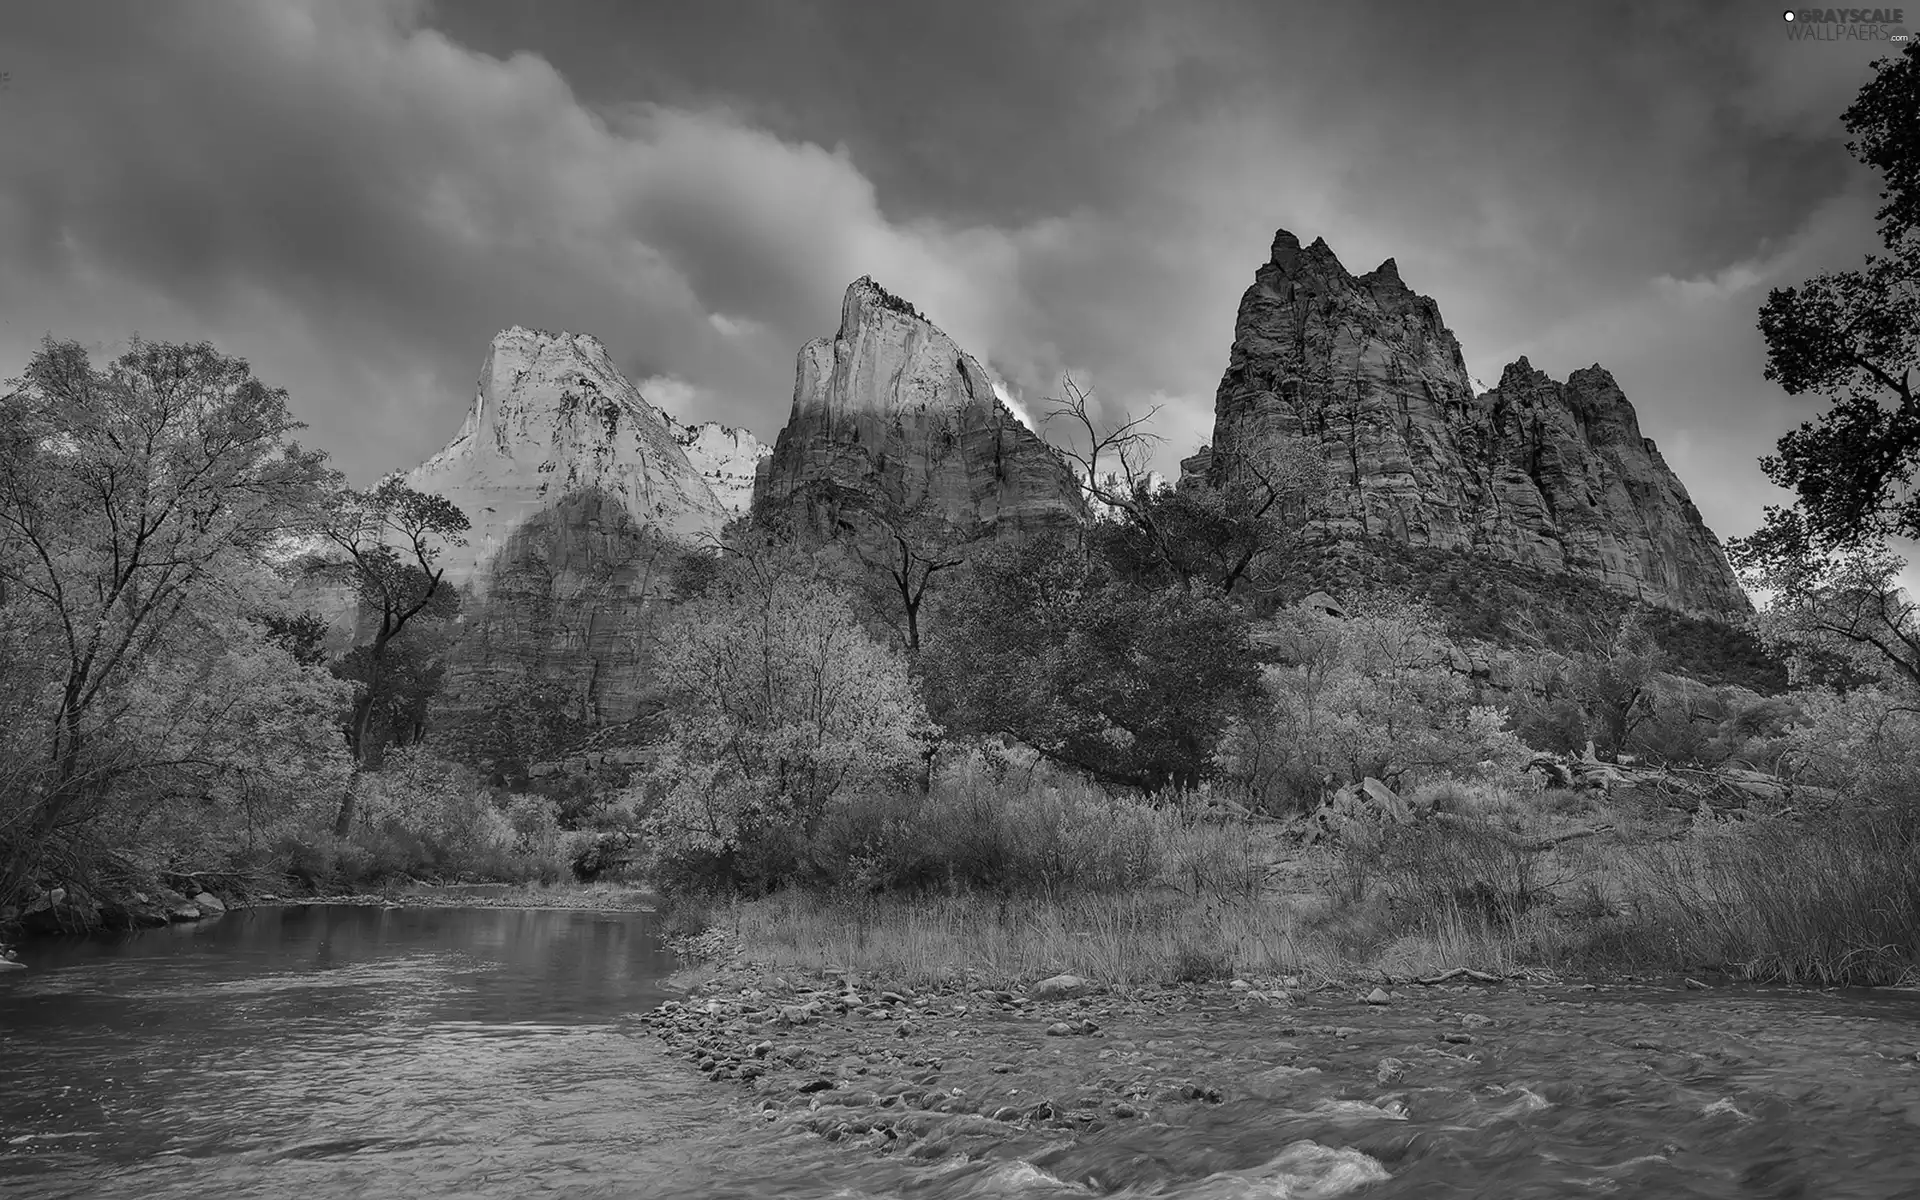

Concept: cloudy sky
[[0, 0, 1900, 557]]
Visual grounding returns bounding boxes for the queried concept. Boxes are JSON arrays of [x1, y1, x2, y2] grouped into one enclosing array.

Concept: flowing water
[[3, 905, 1920, 1198]]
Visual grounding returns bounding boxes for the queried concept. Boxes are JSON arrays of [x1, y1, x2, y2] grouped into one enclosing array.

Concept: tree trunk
[[33, 705, 88, 838], [333, 675, 381, 837]]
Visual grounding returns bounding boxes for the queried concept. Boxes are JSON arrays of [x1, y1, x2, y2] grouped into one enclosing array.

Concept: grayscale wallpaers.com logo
[[1783, 8, 1911, 39]]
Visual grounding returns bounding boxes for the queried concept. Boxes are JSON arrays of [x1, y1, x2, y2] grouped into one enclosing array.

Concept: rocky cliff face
[[665, 414, 770, 519], [753, 277, 1085, 530], [1205, 230, 1749, 618], [404, 326, 730, 591], [300, 328, 745, 727]]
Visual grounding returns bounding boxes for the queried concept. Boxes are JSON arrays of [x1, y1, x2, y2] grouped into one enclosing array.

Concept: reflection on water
[[4, 908, 1920, 1198]]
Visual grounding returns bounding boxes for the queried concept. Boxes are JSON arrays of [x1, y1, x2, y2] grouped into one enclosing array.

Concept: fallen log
[[1378, 966, 1516, 986], [1414, 966, 1505, 985]]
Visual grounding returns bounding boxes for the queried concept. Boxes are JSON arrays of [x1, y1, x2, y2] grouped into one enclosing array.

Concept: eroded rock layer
[[1206, 230, 1749, 618]]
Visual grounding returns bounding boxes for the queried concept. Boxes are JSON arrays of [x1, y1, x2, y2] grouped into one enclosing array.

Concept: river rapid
[[3, 905, 1920, 1199]]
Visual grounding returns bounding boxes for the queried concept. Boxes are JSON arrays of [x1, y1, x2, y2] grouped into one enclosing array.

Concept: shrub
[[1778, 685, 1920, 804], [1226, 595, 1532, 810], [638, 550, 934, 894]]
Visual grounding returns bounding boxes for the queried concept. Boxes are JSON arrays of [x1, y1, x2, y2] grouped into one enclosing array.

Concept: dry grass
[[1618, 809, 1920, 985], [712, 773, 1920, 991], [727, 888, 1331, 990]]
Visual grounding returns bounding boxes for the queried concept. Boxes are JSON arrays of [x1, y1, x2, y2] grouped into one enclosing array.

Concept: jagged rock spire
[[1203, 228, 1749, 617]]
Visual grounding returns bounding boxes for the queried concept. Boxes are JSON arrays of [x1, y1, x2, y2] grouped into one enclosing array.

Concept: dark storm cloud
[[0, 0, 1899, 573]]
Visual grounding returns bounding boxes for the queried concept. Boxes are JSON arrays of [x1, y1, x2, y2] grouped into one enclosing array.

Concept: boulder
[[1030, 973, 1097, 1001]]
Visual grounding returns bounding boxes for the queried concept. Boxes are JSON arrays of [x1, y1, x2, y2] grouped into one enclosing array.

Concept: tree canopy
[[1745, 42, 1920, 553], [0, 336, 339, 904]]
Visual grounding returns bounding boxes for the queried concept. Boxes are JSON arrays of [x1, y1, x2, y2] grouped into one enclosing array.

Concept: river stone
[[1365, 987, 1392, 1005], [168, 903, 203, 921], [0, 959, 24, 972], [1031, 974, 1096, 1001], [192, 892, 226, 913]]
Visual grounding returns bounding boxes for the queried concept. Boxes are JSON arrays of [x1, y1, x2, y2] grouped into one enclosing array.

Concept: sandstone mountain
[[752, 277, 1085, 531], [1201, 229, 1749, 618], [339, 327, 759, 726], [664, 413, 770, 518], [403, 326, 738, 590]]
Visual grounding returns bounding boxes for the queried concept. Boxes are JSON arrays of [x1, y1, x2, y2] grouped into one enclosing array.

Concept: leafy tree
[[330, 626, 450, 758], [0, 337, 331, 898], [1734, 531, 1920, 692], [921, 532, 1259, 791], [434, 677, 587, 790], [1567, 608, 1667, 760], [1744, 42, 1920, 555], [257, 609, 331, 667], [310, 478, 469, 834], [105, 589, 353, 865], [1227, 593, 1527, 808], [639, 544, 935, 892]]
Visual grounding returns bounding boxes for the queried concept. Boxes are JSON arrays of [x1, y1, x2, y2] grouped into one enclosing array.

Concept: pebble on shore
[[640, 929, 1517, 1161]]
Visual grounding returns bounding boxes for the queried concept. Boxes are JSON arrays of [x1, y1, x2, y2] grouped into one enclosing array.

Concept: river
[[3, 905, 1920, 1198]]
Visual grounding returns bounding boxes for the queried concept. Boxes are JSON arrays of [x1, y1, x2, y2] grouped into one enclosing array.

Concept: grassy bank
[[676, 778, 1920, 991]]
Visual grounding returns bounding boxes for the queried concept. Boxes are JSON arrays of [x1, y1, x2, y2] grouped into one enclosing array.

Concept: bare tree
[[1042, 375, 1167, 517], [1042, 374, 1329, 597], [850, 503, 978, 651]]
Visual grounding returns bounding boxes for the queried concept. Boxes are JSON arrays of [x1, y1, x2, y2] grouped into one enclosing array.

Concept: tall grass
[[709, 756, 1920, 990], [1620, 808, 1920, 985]]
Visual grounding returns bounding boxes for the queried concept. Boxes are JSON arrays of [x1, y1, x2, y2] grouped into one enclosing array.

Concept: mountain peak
[[841, 274, 928, 335], [756, 276, 1084, 530], [403, 328, 731, 590], [1208, 230, 1750, 618]]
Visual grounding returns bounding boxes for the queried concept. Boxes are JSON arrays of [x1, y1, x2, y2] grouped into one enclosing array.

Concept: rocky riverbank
[[642, 928, 1538, 1164], [0, 880, 661, 967], [3, 879, 236, 939], [255, 881, 661, 911]]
